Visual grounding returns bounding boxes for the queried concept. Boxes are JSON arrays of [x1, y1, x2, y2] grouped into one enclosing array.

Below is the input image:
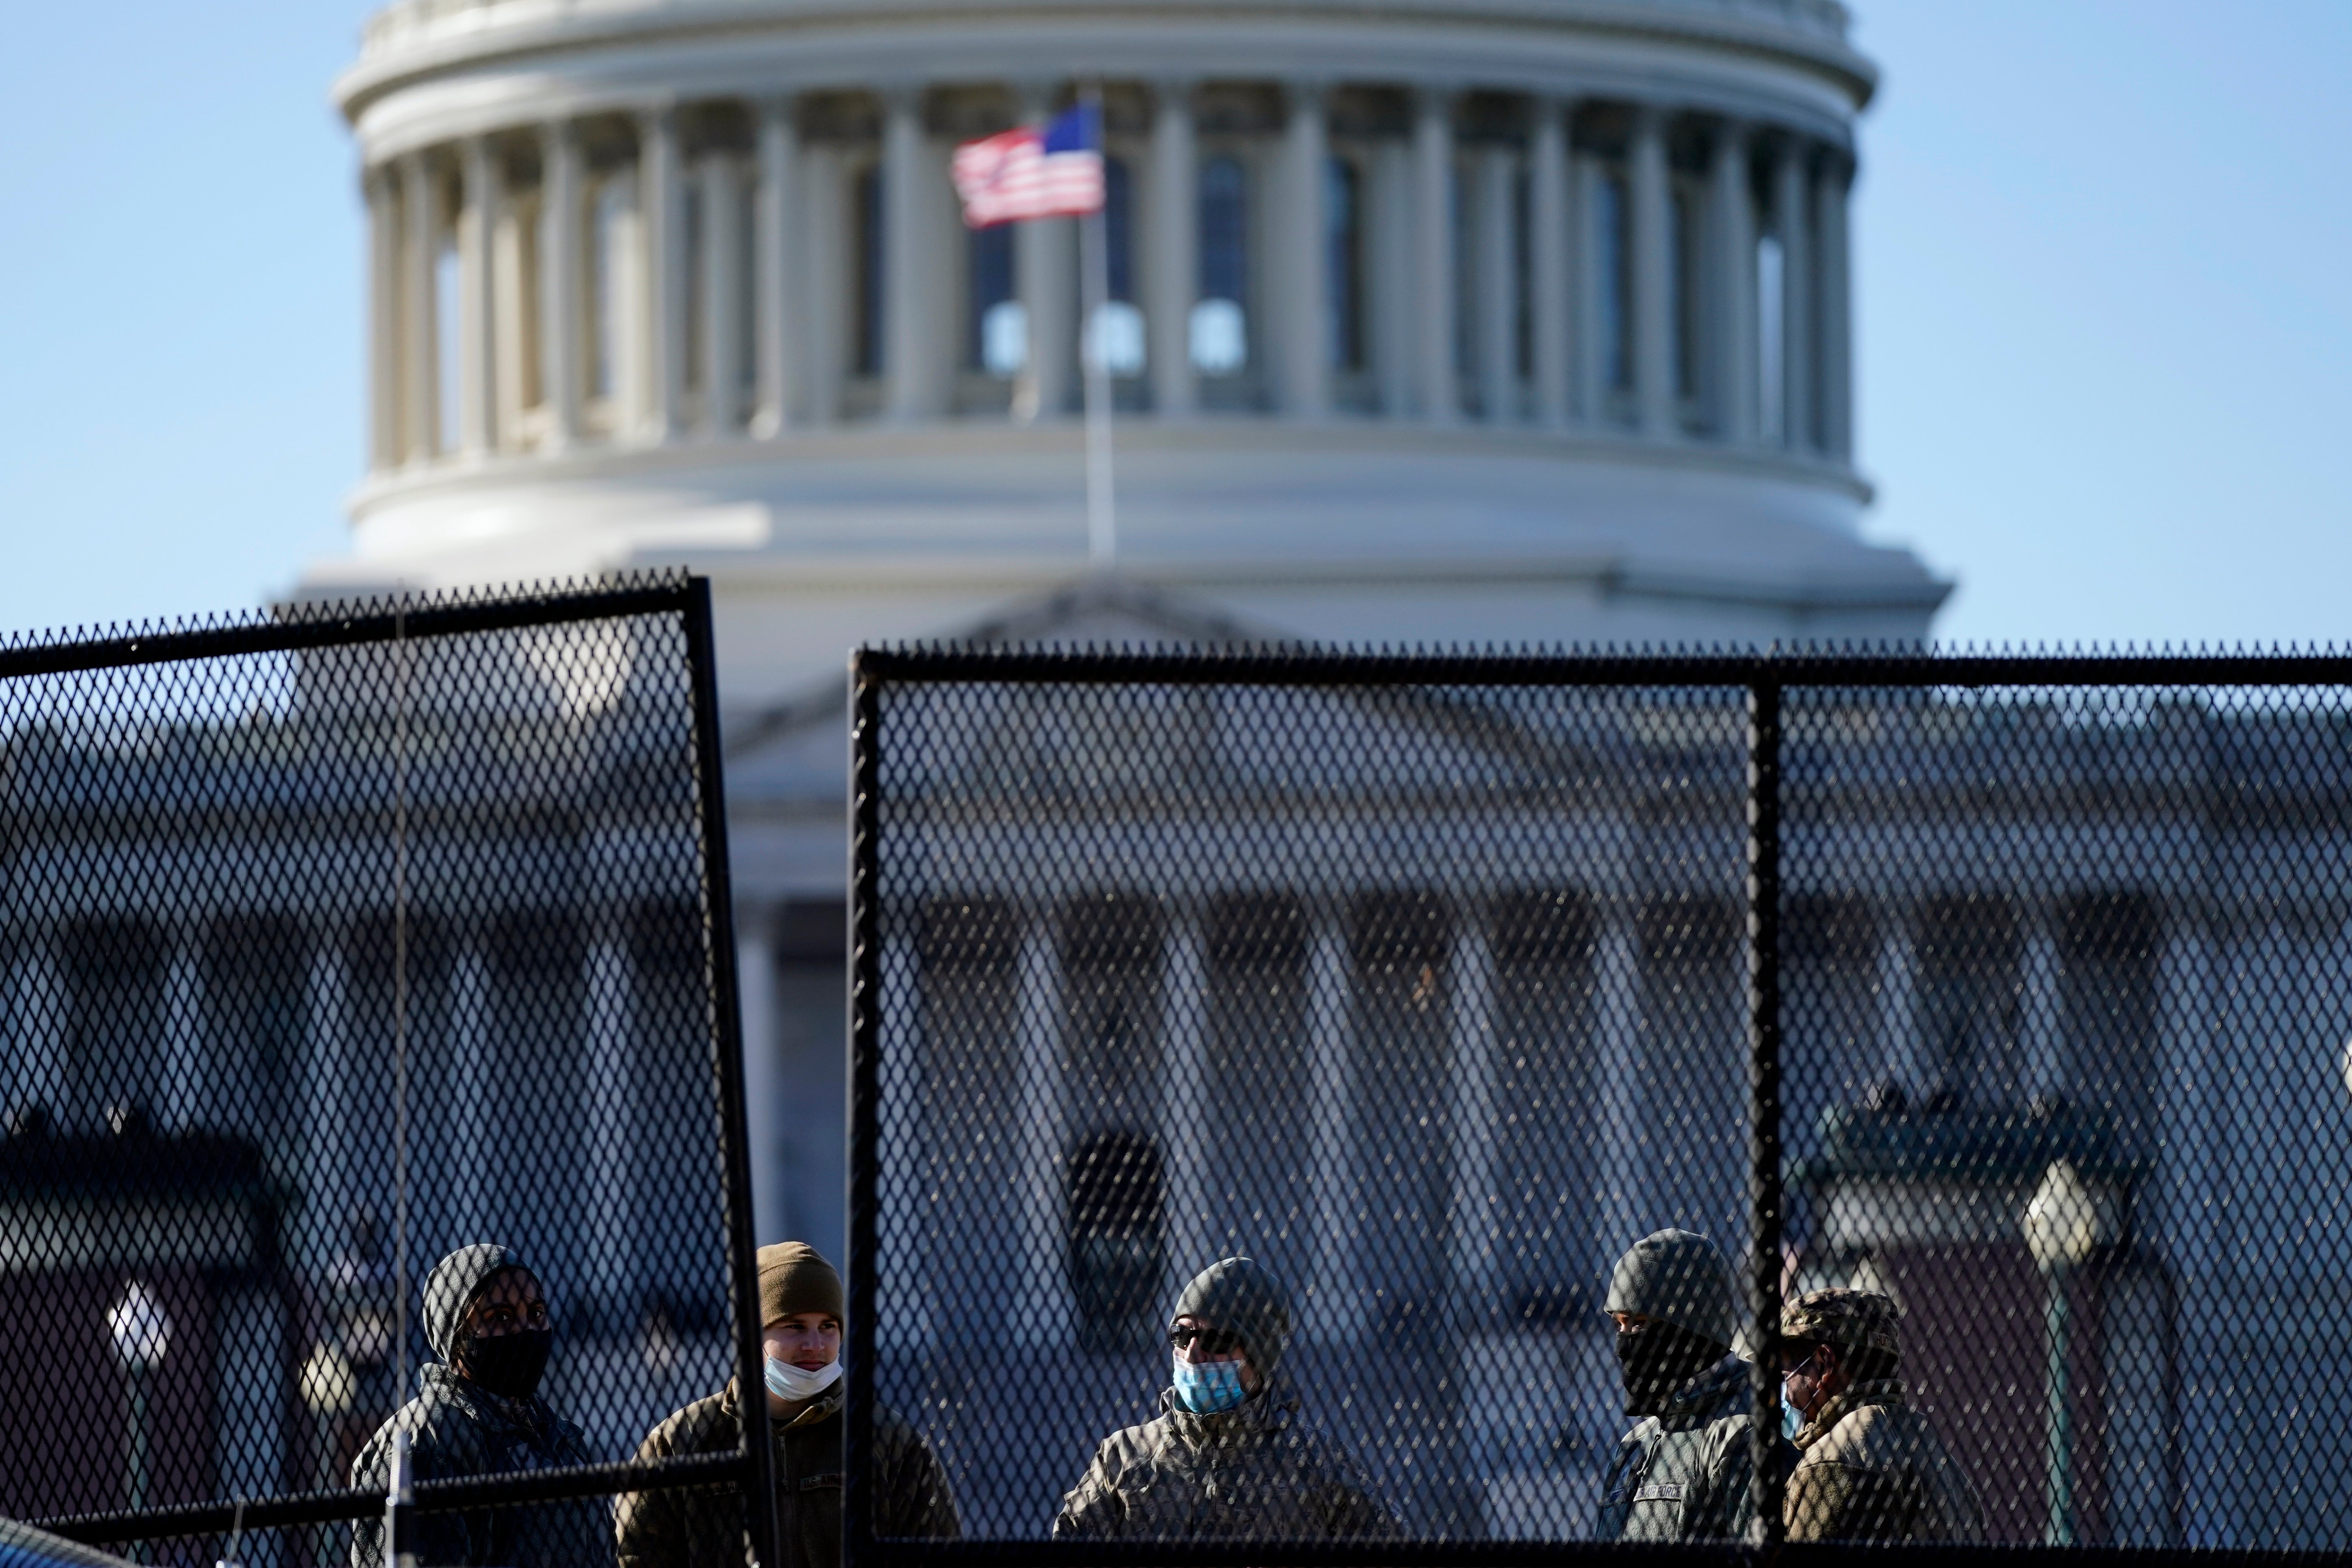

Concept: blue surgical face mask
[[1781, 1348, 1819, 1439], [1172, 1355, 1251, 1415]]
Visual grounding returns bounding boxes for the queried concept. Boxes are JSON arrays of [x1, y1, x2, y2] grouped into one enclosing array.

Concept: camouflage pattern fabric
[[1782, 1288, 1903, 1362], [615, 1381, 958, 1568], [1786, 1380, 1985, 1544], [1052, 1378, 1397, 1540]]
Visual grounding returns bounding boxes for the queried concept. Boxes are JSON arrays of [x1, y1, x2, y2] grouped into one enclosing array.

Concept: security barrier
[[849, 646, 2352, 1564], [3, 575, 772, 1564]]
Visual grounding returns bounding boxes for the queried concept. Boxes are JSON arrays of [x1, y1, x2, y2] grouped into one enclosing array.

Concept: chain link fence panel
[[849, 648, 2352, 1565], [1, 575, 769, 1566]]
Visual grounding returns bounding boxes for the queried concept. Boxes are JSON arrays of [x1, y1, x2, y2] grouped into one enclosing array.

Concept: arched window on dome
[[852, 162, 883, 380], [969, 221, 1020, 378], [1326, 154, 1364, 375], [1192, 156, 1248, 380], [682, 176, 705, 395], [584, 166, 639, 428], [1595, 168, 1632, 412], [1670, 177, 1703, 423], [435, 217, 460, 456], [1087, 156, 1146, 382], [1106, 155, 1134, 307], [1757, 230, 1785, 442]]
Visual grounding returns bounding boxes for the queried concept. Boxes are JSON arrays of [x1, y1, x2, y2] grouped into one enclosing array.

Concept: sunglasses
[[1168, 1325, 1246, 1356]]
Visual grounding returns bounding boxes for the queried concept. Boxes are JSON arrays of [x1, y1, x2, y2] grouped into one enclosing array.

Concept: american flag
[[952, 104, 1104, 227]]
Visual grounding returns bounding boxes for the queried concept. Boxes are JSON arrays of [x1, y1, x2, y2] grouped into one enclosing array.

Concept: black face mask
[[458, 1327, 553, 1401], [1613, 1320, 1727, 1416]]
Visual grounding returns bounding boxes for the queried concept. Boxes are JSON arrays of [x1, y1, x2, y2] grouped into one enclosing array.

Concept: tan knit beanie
[[758, 1242, 845, 1328]]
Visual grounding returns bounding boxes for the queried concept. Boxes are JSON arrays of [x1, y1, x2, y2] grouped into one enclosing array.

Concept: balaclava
[[1172, 1257, 1294, 1383], [424, 1243, 552, 1403], [1602, 1229, 1736, 1416]]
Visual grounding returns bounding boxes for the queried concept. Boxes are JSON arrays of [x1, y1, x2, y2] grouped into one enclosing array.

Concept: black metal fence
[[2, 575, 771, 1564], [849, 646, 2352, 1565]]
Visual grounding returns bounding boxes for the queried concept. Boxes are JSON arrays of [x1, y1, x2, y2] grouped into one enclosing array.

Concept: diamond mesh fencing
[[2, 575, 770, 1566], [849, 648, 2352, 1564]]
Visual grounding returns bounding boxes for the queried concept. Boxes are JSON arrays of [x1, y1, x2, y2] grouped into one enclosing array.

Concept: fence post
[[1746, 673, 1786, 1554], [844, 652, 886, 1568], [685, 578, 779, 1568]]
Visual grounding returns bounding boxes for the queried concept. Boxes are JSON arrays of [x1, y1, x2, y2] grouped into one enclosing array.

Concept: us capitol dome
[[313, 0, 1945, 1257], [318, 0, 1939, 685]]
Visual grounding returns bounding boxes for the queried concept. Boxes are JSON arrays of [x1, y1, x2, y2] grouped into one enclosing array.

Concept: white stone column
[[9, 937, 67, 1123], [752, 97, 797, 437], [1594, 907, 1645, 1257], [1571, 145, 1607, 423], [1015, 914, 1075, 1346], [1412, 87, 1458, 424], [736, 913, 782, 1245], [1160, 913, 1211, 1283], [400, 151, 439, 464], [882, 86, 940, 423], [1017, 86, 1076, 422], [1305, 911, 1364, 1340], [2021, 909, 2063, 1102], [302, 935, 350, 1258], [1816, 148, 1853, 461], [698, 151, 745, 438], [1445, 913, 1499, 1311], [1628, 105, 1675, 439], [587, 930, 637, 1305], [450, 939, 492, 1235], [1278, 82, 1331, 419], [1709, 119, 1758, 446], [458, 137, 498, 460], [1877, 914, 1924, 1095], [366, 168, 400, 470], [162, 929, 205, 1132], [1147, 79, 1198, 418], [639, 106, 685, 445], [539, 121, 584, 451], [1529, 98, 1571, 429], [801, 146, 845, 425], [1474, 143, 1517, 424], [1774, 135, 1814, 453]]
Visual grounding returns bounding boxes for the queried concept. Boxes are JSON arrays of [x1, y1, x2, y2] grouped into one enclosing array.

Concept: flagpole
[[1078, 81, 1117, 569]]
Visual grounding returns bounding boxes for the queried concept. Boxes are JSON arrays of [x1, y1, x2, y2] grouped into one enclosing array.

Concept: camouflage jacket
[[1598, 1354, 1786, 1543], [615, 1381, 959, 1568], [348, 1363, 611, 1568], [1786, 1380, 1983, 1544], [1053, 1380, 1398, 1540]]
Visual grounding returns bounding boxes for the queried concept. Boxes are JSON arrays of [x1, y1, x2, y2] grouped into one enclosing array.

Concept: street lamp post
[[108, 1281, 174, 1562], [2024, 1159, 2104, 1546]]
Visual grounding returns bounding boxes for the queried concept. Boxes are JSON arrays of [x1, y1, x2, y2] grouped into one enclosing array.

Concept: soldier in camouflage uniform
[[1054, 1257, 1397, 1540], [1780, 1287, 1982, 1544], [1596, 1229, 1790, 1542], [616, 1243, 958, 1568]]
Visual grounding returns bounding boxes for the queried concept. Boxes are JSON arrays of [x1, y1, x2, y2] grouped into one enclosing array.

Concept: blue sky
[[1, 1, 2345, 648]]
